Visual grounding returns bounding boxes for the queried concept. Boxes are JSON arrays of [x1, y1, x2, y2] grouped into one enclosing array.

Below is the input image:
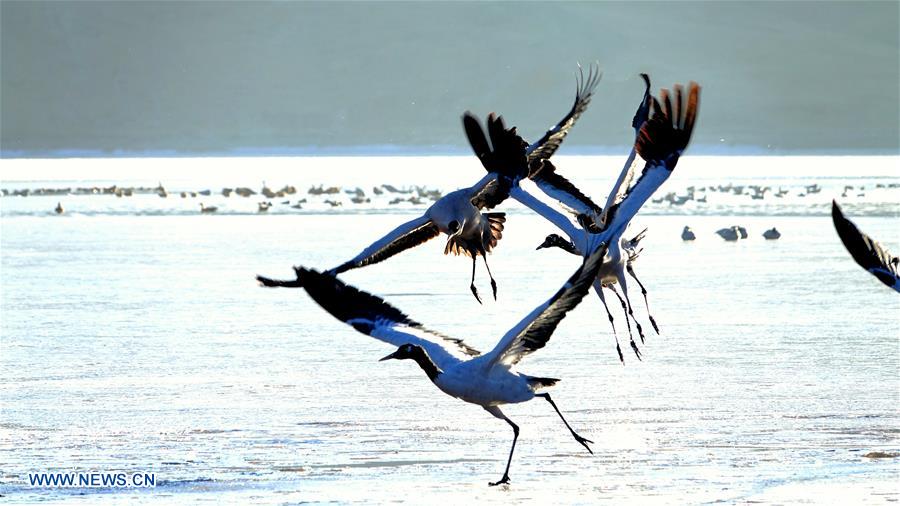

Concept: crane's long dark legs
[[593, 281, 623, 364], [535, 393, 593, 454], [485, 406, 518, 486], [470, 256, 482, 304], [627, 264, 659, 334], [609, 284, 642, 360], [482, 254, 498, 300], [615, 275, 646, 343]]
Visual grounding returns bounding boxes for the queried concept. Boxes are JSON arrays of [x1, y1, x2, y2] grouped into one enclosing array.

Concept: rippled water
[[1, 156, 899, 504]]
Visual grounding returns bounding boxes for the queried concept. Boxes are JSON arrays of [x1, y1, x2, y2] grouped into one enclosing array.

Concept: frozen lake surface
[[1, 156, 899, 504]]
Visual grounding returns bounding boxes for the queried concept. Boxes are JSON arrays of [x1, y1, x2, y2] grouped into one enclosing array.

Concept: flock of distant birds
[[679, 224, 781, 241], [649, 181, 899, 208], [52, 193, 787, 244], [23, 181, 451, 215], [27, 178, 898, 219]]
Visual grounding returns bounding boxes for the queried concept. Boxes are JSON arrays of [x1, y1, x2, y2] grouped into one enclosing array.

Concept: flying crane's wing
[[329, 215, 440, 274], [257, 267, 482, 369], [526, 63, 602, 163], [832, 200, 900, 292], [482, 243, 607, 368]]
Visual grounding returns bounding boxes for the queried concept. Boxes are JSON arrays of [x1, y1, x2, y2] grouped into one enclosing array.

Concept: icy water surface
[[1, 156, 899, 504]]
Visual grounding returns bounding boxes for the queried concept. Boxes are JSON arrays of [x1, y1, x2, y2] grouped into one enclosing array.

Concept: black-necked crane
[[257, 243, 608, 486]]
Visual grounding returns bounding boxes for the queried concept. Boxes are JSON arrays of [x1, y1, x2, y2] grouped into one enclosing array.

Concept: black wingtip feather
[[268, 267, 484, 356], [832, 200, 871, 269], [635, 81, 701, 167], [463, 111, 492, 169], [464, 112, 528, 181], [509, 243, 609, 361], [525, 63, 601, 164], [297, 268, 420, 328], [257, 273, 304, 288], [632, 73, 652, 132], [832, 200, 900, 290], [531, 160, 604, 215]]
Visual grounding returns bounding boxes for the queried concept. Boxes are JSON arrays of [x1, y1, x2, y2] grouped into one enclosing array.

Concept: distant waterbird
[[54, 202, 64, 214], [199, 203, 218, 213], [256, 243, 608, 485], [716, 227, 740, 241], [681, 226, 696, 241], [832, 200, 899, 292], [762, 227, 781, 240]]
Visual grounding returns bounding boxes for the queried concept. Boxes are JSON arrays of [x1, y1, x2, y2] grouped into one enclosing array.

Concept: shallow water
[[1, 156, 899, 504]]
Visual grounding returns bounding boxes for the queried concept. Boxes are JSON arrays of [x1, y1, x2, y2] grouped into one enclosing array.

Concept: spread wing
[[463, 112, 494, 172], [526, 63, 602, 163], [832, 200, 900, 292], [481, 242, 607, 368], [462, 171, 509, 211], [465, 62, 600, 182], [528, 73, 649, 223], [256, 267, 481, 368], [529, 159, 604, 217], [330, 215, 440, 274], [595, 81, 700, 246], [462, 112, 526, 211], [474, 114, 603, 231], [600, 73, 654, 225], [635, 82, 700, 167], [463, 112, 528, 182]]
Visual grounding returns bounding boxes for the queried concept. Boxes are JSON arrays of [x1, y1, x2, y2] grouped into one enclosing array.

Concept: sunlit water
[[1, 156, 899, 504]]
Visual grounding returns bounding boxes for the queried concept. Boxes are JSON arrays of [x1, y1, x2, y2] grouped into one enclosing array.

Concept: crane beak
[[379, 351, 398, 362]]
